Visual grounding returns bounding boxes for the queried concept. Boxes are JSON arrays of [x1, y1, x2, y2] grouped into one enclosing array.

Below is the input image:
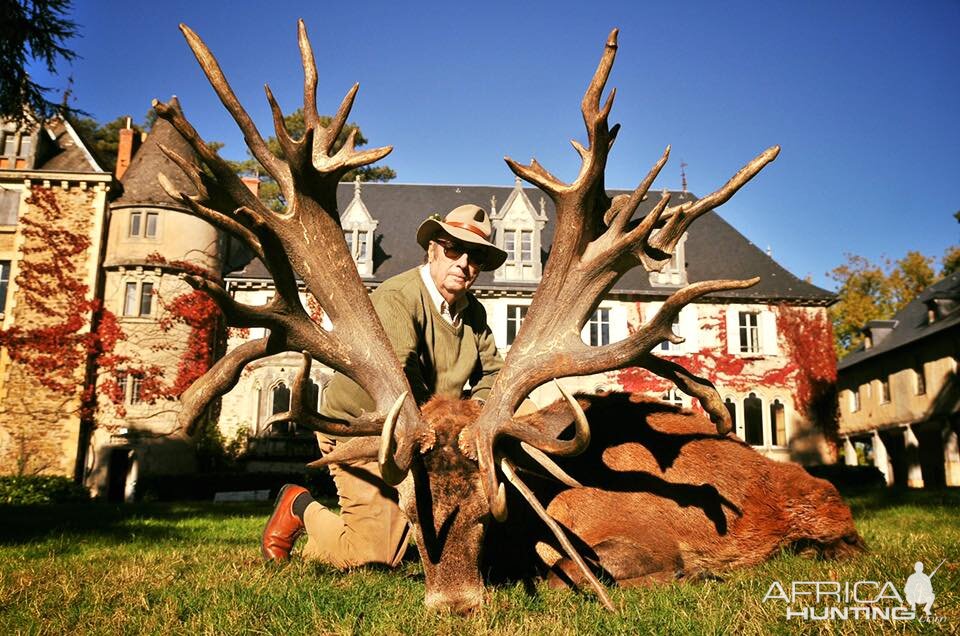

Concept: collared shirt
[[419, 264, 467, 327]]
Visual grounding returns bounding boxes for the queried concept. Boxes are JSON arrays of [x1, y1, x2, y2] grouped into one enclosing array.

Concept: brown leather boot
[[261, 484, 307, 561]]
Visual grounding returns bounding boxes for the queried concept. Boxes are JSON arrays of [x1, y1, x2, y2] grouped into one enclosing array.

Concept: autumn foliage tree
[[829, 246, 956, 357]]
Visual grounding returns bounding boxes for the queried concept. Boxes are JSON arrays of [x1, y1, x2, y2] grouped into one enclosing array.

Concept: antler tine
[[157, 172, 265, 260], [262, 351, 388, 437], [167, 21, 422, 475], [178, 338, 275, 434], [500, 458, 616, 612], [324, 83, 359, 156], [648, 146, 781, 261], [297, 19, 319, 130], [605, 145, 670, 232], [152, 98, 272, 224], [178, 24, 290, 187], [639, 354, 734, 434], [498, 382, 591, 456], [580, 29, 619, 144], [504, 157, 565, 197]]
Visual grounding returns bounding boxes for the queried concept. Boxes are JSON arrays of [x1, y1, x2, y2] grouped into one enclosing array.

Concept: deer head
[[161, 23, 777, 613]]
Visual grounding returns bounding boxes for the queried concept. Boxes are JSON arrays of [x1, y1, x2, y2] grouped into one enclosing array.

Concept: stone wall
[[0, 184, 108, 476]]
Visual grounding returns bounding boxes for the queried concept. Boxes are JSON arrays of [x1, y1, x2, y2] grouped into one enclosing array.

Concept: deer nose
[[424, 588, 483, 615]]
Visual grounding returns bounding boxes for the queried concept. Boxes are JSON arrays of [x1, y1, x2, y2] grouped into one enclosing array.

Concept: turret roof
[[114, 98, 199, 208]]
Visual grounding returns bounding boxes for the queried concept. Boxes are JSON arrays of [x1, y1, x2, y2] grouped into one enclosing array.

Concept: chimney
[[116, 117, 138, 179], [241, 175, 260, 197]]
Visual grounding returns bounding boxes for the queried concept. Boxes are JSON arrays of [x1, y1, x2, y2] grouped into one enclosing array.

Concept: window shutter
[[609, 304, 628, 344], [493, 303, 507, 349], [761, 310, 779, 356], [726, 307, 739, 355], [680, 305, 699, 353]]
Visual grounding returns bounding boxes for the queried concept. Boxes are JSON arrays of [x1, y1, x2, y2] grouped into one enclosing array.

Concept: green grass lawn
[[1, 489, 958, 635]]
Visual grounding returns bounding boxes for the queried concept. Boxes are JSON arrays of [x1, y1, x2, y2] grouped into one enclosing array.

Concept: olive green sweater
[[320, 267, 503, 421]]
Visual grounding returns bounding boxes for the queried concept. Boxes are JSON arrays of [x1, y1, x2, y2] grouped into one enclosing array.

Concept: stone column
[[904, 425, 924, 488], [872, 430, 893, 486], [844, 437, 858, 466], [945, 427, 960, 487]]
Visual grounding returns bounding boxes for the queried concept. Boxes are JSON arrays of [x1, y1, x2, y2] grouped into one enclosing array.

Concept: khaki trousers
[[301, 457, 410, 569]]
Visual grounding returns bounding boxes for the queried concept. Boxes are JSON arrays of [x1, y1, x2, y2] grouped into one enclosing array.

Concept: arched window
[[308, 379, 321, 411], [744, 393, 763, 446], [271, 382, 291, 434], [769, 398, 786, 446], [252, 384, 262, 434], [724, 396, 737, 433]]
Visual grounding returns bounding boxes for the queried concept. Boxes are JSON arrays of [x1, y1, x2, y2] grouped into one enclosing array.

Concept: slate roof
[[113, 98, 199, 208], [37, 119, 105, 173], [838, 272, 960, 370], [227, 182, 834, 303]]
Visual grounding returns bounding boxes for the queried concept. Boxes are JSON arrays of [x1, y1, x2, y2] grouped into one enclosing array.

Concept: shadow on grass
[[0, 500, 281, 546]]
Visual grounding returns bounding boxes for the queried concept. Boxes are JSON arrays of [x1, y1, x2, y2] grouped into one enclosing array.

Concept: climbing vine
[[615, 302, 837, 438], [0, 187, 220, 425]]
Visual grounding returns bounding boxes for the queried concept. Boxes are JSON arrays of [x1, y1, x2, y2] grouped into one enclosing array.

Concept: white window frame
[[915, 364, 926, 395], [648, 231, 688, 286], [662, 387, 686, 408], [128, 210, 159, 238], [122, 279, 155, 317], [647, 302, 699, 355], [0, 259, 9, 314], [743, 392, 765, 446], [726, 306, 778, 356], [505, 304, 528, 346], [585, 307, 611, 346], [769, 397, 787, 448]]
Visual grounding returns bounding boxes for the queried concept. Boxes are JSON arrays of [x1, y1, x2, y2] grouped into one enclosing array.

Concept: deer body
[[402, 395, 862, 605], [514, 394, 863, 587]]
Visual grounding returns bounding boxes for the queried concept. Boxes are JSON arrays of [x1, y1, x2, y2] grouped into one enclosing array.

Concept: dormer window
[[344, 229, 370, 261], [339, 177, 378, 278], [648, 230, 687, 287], [492, 178, 547, 283]]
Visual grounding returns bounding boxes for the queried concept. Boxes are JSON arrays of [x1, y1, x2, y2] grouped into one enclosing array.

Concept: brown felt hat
[[416, 204, 507, 271]]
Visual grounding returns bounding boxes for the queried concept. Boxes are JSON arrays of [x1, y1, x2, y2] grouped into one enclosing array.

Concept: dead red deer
[[155, 22, 858, 613], [481, 393, 864, 589]]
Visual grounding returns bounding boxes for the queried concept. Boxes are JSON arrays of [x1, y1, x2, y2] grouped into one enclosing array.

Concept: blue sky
[[33, 1, 960, 289]]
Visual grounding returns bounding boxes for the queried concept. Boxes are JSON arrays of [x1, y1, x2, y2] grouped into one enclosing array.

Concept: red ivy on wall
[[0, 187, 220, 424], [615, 303, 837, 433], [0, 188, 122, 419]]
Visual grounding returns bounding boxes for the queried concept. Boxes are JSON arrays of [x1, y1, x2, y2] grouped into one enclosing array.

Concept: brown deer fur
[[483, 392, 864, 589]]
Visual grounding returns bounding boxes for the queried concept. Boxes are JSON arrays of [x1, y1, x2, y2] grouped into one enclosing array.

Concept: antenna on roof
[[680, 160, 688, 195]]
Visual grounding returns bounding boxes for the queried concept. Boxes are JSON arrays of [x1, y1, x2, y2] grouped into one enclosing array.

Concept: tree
[[0, 0, 79, 125], [942, 245, 960, 276], [230, 108, 396, 210], [829, 248, 956, 357], [71, 115, 140, 172]]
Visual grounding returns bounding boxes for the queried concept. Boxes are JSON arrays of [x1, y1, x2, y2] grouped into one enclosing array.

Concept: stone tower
[[85, 99, 225, 500]]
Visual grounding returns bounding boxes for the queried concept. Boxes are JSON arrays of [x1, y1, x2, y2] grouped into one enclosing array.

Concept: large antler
[[462, 29, 779, 518], [157, 21, 422, 481]]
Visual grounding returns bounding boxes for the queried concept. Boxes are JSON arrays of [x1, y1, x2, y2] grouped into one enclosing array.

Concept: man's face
[[428, 238, 483, 302]]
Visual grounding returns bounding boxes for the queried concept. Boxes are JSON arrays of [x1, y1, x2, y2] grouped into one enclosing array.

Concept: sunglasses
[[433, 239, 487, 266]]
